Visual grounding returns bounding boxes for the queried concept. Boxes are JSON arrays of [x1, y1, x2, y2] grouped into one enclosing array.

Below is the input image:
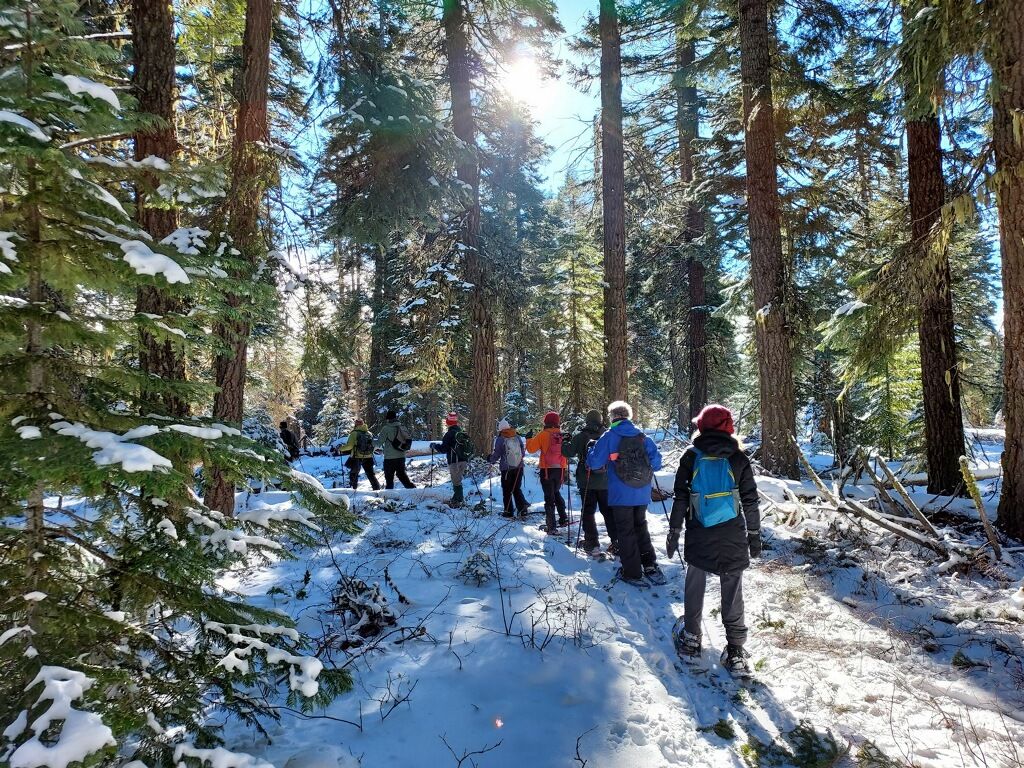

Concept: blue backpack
[[689, 448, 740, 527]]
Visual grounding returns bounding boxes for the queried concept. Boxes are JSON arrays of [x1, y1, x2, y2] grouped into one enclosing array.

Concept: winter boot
[[449, 484, 465, 508], [643, 565, 668, 586], [578, 539, 601, 556], [606, 541, 619, 557], [672, 619, 701, 661], [614, 566, 648, 588], [720, 645, 751, 678], [517, 506, 530, 519]]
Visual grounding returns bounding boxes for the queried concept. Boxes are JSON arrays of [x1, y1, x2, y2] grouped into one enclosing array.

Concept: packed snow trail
[[219, 446, 1024, 768]]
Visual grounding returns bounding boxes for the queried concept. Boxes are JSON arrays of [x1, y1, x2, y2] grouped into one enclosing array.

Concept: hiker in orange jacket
[[525, 411, 568, 534]]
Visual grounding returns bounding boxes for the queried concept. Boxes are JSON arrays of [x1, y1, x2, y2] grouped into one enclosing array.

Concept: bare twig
[[874, 454, 943, 540], [959, 456, 1003, 561]]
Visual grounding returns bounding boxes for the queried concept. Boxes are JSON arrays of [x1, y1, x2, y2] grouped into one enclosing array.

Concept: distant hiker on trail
[[430, 412, 473, 507], [280, 420, 300, 462], [586, 401, 664, 587], [488, 419, 529, 518], [378, 409, 416, 490], [342, 419, 381, 491], [526, 411, 568, 534], [563, 409, 617, 555], [668, 404, 761, 678]]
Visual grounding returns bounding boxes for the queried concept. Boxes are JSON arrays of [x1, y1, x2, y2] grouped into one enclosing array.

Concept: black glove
[[748, 531, 762, 559], [666, 527, 681, 559], [524, 430, 535, 439]]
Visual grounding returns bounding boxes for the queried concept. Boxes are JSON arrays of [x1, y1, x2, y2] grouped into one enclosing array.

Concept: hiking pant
[[383, 457, 415, 490], [611, 505, 656, 580], [541, 468, 567, 528], [580, 489, 616, 547], [500, 467, 529, 515], [449, 461, 467, 486], [349, 458, 380, 490], [683, 566, 748, 647]]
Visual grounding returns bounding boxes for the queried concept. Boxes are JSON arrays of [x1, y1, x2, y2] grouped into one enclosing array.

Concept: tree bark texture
[[206, 0, 272, 515], [132, 0, 188, 417], [599, 0, 628, 404], [905, 114, 966, 495], [443, 0, 497, 448], [737, 0, 798, 477], [990, 0, 1024, 538], [676, 34, 708, 423]]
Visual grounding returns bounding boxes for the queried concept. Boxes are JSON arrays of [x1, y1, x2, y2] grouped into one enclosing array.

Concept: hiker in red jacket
[[526, 411, 568, 534]]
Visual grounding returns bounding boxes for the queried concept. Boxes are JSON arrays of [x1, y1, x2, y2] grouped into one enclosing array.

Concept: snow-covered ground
[[221, 446, 1024, 768]]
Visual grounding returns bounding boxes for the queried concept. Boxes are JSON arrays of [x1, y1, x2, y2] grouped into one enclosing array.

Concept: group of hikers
[[281, 400, 763, 676]]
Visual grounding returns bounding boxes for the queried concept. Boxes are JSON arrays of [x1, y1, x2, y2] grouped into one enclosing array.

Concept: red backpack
[[542, 429, 564, 468]]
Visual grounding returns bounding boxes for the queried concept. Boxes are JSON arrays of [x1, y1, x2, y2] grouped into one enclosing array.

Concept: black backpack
[[355, 430, 374, 454], [390, 424, 413, 452], [615, 434, 653, 488], [453, 428, 473, 462]]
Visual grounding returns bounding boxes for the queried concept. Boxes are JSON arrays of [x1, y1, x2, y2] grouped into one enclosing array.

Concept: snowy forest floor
[[221, 443, 1024, 768]]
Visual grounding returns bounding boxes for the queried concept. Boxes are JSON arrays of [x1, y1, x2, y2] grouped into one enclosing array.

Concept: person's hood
[[500, 428, 518, 438], [693, 429, 739, 458], [353, 424, 369, 432], [584, 410, 603, 430], [609, 419, 642, 437]]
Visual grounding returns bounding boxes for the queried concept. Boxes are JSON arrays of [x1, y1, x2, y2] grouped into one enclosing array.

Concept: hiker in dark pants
[[563, 409, 617, 554], [488, 419, 529, 517], [526, 411, 568, 533], [586, 401, 663, 586], [280, 421, 300, 462], [667, 404, 761, 677], [378, 409, 415, 489], [430, 412, 472, 507], [341, 419, 380, 490]]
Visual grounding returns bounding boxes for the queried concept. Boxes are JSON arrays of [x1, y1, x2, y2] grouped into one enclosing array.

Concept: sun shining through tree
[[500, 55, 555, 116]]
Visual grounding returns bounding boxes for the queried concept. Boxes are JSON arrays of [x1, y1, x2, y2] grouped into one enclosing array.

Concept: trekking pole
[[565, 460, 573, 546], [574, 467, 593, 552], [429, 447, 435, 488], [653, 475, 686, 568]]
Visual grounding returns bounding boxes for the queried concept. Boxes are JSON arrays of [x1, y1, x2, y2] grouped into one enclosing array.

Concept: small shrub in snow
[[327, 575, 397, 649], [458, 549, 496, 586]]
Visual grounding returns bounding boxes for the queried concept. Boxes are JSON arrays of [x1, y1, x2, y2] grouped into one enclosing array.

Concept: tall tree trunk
[[737, 0, 798, 477], [676, 33, 708, 423], [132, 0, 188, 417], [990, 0, 1024, 538], [205, 0, 273, 514], [443, 0, 497, 447], [599, 0, 628, 404], [367, 244, 393, 420], [905, 113, 966, 494]]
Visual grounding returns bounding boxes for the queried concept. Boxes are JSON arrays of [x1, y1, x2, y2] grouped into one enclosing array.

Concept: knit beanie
[[543, 411, 561, 428], [497, 419, 511, 431], [693, 404, 734, 435], [445, 412, 459, 427]]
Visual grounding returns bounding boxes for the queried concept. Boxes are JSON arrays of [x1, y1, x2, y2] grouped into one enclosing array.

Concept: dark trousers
[[500, 467, 529, 514], [580, 489, 616, 546], [684, 566, 747, 647], [383, 457, 415, 489], [541, 468, 567, 528], [612, 505, 656, 580], [349, 458, 380, 490]]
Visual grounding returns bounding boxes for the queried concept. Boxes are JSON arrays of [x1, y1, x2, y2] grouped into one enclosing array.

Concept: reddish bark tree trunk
[[443, 0, 498, 448], [676, 34, 708, 424], [905, 114, 966, 495], [990, 0, 1024, 538], [599, 0, 628, 404], [205, 0, 273, 515], [737, 0, 798, 477], [132, 0, 188, 417]]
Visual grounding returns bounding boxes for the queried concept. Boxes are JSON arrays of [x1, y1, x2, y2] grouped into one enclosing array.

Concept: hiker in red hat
[[430, 412, 473, 507], [666, 404, 761, 678], [525, 411, 568, 533]]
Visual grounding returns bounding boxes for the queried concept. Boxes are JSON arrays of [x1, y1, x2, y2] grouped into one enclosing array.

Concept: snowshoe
[[541, 524, 559, 535], [500, 510, 515, 519], [614, 566, 649, 589], [720, 645, 752, 678], [577, 540, 601, 555], [644, 565, 668, 586], [672, 617, 701, 662]]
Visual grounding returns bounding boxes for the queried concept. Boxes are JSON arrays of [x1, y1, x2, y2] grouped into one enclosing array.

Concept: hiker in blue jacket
[[586, 400, 664, 587]]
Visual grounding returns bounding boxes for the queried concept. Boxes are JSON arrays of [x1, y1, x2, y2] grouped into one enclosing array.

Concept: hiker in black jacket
[[563, 409, 617, 554], [667, 404, 761, 677], [430, 412, 471, 507], [280, 421, 300, 462]]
